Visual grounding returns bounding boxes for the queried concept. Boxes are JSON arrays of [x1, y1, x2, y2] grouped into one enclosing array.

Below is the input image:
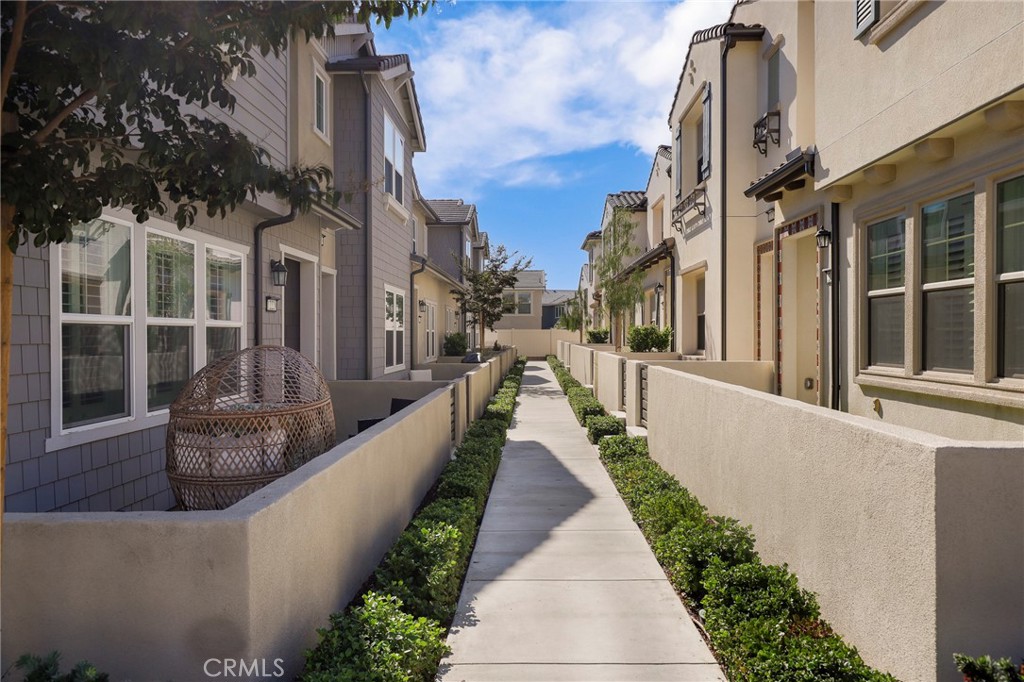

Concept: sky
[[375, 0, 734, 290]]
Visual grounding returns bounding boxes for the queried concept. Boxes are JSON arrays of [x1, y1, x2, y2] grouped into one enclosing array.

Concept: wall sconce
[[815, 226, 832, 250], [270, 259, 288, 287], [654, 283, 664, 297], [418, 299, 427, 313]]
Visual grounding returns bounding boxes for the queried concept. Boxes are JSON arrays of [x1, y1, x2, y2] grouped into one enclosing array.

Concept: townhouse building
[[493, 270, 547, 330], [3, 23, 483, 513], [424, 198, 487, 350]]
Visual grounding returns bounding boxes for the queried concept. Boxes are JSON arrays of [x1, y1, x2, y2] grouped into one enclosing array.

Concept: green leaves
[[1, 1, 434, 251], [627, 324, 673, 352], [15, 651, 109, 682], [584, 414, 625, 443], [566, 386, 604, 424]]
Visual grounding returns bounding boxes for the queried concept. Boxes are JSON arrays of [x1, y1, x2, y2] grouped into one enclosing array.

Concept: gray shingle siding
[[427, 225, 464, 283]]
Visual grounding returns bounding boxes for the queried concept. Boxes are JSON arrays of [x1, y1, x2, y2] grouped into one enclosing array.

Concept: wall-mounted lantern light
[[418, 299, 427, 313], [270, 259, 288, 287], [815, 226, 832, 250], [654, 283, 664, 297]]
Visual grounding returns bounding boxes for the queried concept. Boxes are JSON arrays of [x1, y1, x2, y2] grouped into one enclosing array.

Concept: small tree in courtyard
[[594, 208, 643, 350], [556, 289, 587, 343], [452, 244, 531, 352]]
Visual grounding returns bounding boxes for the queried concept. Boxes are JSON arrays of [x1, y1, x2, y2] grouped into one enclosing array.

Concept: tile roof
[[580, 230, 603, 250], [606, 191, 647, 210], [542, 290, 576, 306], [426, 199, 476, 224], [744, 148, 815, 200], [512, 270, 546, 289], [657, 145, 672, 160]]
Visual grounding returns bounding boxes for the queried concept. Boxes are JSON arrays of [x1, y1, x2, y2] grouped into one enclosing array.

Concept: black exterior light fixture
[[654, 282, 665, 297], [418, 299, 427, 313], [270, 259, 288, 287], [815, 226, 832, 250]]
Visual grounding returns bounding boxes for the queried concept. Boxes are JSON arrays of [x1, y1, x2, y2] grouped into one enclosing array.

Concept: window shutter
[[854, 0, 879, 38], [701, 83, 712, 181], [674, 125, 682, 199]]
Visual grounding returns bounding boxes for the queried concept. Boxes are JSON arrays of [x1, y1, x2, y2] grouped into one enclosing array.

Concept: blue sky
[[375, 0, 733, 290]]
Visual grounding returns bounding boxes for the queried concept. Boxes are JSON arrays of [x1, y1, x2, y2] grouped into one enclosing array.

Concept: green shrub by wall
[[585, 414, 625, 443], [300, 357, 527, 682], [627, 324, 672, 352]]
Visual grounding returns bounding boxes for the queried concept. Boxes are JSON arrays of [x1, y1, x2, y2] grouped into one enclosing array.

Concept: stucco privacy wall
[[595, 352, 626, 412], [493, 329, 578, 359], [327, 380, 448, 442], [645, 360, 774, 394], [3, 386, 460, 680], [644, 366, 1023, 682]]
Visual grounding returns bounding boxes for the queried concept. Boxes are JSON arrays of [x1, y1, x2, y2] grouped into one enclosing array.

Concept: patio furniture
[[166, 345, 336, 510]]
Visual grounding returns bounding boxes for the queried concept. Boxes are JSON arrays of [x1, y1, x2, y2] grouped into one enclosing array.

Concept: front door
[[284, 257, 301, 352]]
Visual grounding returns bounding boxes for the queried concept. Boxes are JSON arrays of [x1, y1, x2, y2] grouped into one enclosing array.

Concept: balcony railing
[[671, 187, 708, 230], [753, 110, 781, 156]]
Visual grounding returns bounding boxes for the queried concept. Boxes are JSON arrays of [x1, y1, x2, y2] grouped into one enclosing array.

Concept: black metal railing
[[753, 110, 781, 156]]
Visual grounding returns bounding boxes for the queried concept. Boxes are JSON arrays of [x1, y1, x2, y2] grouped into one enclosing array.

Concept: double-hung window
[[385, 286, 406, 371], [384, 114, 405, 204], [146, 232, 195, 411], [921, 192, 974, 373], [502, 291, 531, 315], [60, 218, 133, 428], [866, 216, 906, 367], [997, 175, 1024, 378], [55, 216, 247, 438]]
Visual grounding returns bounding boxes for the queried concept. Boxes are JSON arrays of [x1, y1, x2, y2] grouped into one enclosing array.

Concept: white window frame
[[502, 290, 532, 316], [384, 284, 406, 374], [312, 62, 330, 142], [995, 173, 1024, 380], [384, 112, 405, 205], [48, 211, 249, 452], [424, 300, 438, 362], [864, 214, 907, 370]]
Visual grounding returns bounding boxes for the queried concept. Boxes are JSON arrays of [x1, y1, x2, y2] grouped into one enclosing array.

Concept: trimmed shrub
[[566, 386, 604, 424], [627, 324, 672, 352], [436, 457, 492, 514], [586, 328, 610, 343], [373, 520, 464, 623], [301, 591, 449, 682], [653, 516, 756, 601], [954, 654, 1024, 682], [585, 414, 625, 443], [634, 487, 706, 541], [604, 456, 677, 511], [443, 332, 468, 357], [14, 652, 109, 682], [702, 560, 820, 636], [597, 434, 648, 461]]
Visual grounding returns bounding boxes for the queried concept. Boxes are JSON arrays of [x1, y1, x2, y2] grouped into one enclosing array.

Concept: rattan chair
[[166, 346, 336, 510]]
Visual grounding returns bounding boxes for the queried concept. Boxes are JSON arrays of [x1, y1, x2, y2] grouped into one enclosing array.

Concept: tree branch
[[31, 88, 97, 143], [1, 0, 28, 106]]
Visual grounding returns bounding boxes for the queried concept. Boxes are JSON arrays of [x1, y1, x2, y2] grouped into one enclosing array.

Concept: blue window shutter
[[854, 0, 879, 38], [701, 83, 712, 181]]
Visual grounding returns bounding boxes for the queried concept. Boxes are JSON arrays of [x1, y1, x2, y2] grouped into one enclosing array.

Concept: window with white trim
[[146, 232, 195, 411], [997, 174, 1024, 378], [384, 114, 405, 204], [424, 301, 437, 360], [60, 218, 132, 428], [502, 291, 531, 315], [55, 216, 246, 432], [385, 286, 406, 371], [866, 215, 906, 367], [313, 69, 328, 138], [921, 192, 974, 373]]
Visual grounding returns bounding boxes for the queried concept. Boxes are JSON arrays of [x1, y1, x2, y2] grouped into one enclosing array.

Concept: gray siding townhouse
[[425, 199, 486, 348], [3, 25, 382, 513], [541, 290, 576, 329]]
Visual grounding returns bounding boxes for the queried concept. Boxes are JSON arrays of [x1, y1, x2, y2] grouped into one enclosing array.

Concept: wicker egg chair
[[166, 345, 335, 510]]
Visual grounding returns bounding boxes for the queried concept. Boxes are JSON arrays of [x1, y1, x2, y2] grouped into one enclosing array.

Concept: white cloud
[[379, 0, 734, 197]]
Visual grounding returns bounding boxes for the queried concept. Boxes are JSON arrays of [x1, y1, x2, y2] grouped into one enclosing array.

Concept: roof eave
[[744, 150, 816, 200]]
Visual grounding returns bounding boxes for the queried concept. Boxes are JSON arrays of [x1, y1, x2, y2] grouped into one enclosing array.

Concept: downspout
[[254, 207, 298, 346], [361, 71, 374, 379], [668, 243, 677, 351], [410, 255, 426, 368], [830, 201, 841, 410]]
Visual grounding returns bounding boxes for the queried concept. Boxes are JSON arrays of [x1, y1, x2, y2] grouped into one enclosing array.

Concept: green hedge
[[566, 386, 604, 424], [300, 358, 527, 682], [585, 414, 625, 443], [627, 324, 672, 352], [595, 435, 896, 682], [546, 355, 582, 393]]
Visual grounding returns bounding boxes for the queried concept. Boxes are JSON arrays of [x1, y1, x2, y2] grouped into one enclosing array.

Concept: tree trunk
[[479, 318, 486, 354], [1, 202, 14, 585]]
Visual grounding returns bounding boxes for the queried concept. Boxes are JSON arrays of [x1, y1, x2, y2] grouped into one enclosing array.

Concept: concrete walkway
[[439, 361, 725, 682]]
